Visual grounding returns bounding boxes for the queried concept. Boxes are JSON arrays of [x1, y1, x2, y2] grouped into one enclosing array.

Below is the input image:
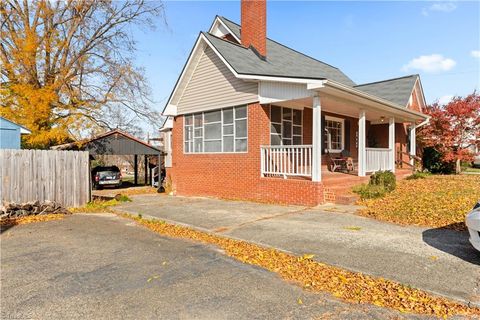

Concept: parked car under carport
[[91, 165, 122, 190], [52, 129, 165, 189]]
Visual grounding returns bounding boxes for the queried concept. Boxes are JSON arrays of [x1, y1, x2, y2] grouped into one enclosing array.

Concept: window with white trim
[[184, 106, 248, 153], [324, 116, 344, 152], [270, 106, 303, 145]]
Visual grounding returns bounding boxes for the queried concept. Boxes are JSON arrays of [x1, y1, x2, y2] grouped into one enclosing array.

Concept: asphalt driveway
[[1, 213, 422, 319], [117, 195, 480, 307]]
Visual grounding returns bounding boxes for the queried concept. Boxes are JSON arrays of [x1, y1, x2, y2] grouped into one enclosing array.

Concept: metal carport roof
[[52, 129, 163, 156]]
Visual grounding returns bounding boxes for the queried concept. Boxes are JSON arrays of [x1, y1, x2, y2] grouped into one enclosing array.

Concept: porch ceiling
[[273, 90, 425, 123], [263, 79, 428, 123]]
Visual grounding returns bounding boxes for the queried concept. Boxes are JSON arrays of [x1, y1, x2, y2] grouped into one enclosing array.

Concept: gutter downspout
[[413, 117, 430, 129], [409, 117, 430, 169]]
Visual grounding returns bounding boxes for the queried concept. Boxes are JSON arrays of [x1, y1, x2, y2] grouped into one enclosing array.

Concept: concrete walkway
[[118, 195, 480, 307]]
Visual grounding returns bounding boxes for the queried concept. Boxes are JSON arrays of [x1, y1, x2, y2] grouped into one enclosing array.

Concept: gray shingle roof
[[207, 17, 356, 86], [210, 16, 420, 107], [354, 75, 419, 106]]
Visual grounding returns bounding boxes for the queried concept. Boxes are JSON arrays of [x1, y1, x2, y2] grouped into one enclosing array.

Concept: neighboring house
[[0, 117, 31, 149], [161, 0, 429, 206]]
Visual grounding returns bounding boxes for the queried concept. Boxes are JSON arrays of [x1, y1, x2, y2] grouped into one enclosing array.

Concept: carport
[[52, 129, 163, 186]]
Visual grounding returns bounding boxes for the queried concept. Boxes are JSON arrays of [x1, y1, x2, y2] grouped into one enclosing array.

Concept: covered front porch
[[259, 80, 428, 182]]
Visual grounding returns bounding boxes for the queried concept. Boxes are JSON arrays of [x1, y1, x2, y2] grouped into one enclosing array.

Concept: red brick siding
[[241, 0, 267, 57], [303, 108, 312, 144], [368, 124, 388, 148], [167, 103, 324, 206], [365, 123, 409, 165], [408, 87, 422, 113]]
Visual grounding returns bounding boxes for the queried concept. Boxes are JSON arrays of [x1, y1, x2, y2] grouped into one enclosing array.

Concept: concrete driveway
[[117, 195, 480, 307], [1, 213, 421, 319]]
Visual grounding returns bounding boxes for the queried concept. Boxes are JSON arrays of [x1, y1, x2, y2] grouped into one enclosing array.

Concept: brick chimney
[[241, 0, 267, 58]]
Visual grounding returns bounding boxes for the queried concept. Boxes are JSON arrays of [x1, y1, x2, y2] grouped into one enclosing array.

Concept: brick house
[[161, 0, 430, 206]]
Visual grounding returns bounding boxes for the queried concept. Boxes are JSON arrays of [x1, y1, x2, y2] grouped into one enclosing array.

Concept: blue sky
[[133, 0, 480, 116]]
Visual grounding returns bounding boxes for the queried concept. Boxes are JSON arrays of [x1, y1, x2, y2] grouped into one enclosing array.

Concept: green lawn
[[463, 166, 480, 173]]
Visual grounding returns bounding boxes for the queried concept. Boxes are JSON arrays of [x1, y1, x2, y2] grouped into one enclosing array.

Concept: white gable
[[209, 16, 241, 43]]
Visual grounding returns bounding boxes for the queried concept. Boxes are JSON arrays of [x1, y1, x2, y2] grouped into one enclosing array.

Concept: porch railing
[[261, 145, 312, 178], [365, 148, 392, 172]]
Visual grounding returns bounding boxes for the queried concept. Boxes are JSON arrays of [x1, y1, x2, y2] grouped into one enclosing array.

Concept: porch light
[[380, 116, 385, 123]]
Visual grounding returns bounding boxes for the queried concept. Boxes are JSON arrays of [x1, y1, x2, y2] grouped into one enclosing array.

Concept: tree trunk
[[456, 158, 462, 174]]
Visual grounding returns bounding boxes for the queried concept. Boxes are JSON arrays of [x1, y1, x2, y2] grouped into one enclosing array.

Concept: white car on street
[[466, 202, 480, 251]]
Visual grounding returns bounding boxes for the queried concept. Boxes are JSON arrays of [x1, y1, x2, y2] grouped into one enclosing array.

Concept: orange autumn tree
[[418, 92, 480, 173], [0, 0, 165, 148]]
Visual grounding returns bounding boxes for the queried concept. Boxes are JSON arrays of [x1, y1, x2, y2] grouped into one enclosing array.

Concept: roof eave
[[309, 80, 429, 121]]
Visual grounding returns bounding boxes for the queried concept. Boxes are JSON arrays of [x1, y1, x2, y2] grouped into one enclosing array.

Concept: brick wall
[[167, 103, 325, 206], [365, 123, 409, 165], [304, 110, 359, 163], [408, 87, 422, 113]]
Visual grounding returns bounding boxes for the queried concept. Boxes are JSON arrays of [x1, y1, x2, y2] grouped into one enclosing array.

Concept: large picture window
[[324, 116, 344, 152], [184, 106, 248, 153], [270, 106, 303, 145]]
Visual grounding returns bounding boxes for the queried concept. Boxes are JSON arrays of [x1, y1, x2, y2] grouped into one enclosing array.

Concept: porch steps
[[321, 168, 413, 205]]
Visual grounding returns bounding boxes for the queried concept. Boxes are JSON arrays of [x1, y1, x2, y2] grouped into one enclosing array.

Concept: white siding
[[177, 47, 258, 114], [259, 81, 312, 104]]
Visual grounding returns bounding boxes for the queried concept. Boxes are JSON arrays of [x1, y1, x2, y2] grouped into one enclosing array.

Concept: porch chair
[[328, 149, 355, 173]]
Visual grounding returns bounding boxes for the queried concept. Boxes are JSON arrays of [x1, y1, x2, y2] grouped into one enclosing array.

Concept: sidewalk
[[117, 195, 480, 306]]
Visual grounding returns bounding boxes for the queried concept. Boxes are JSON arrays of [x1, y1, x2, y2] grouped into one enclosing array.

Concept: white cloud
[[430, 3, 457, 12], [422, 2, 457, 16], [471, 50, 480, 58], [438, 95, 454, 105], [402, 54, 456, 73]]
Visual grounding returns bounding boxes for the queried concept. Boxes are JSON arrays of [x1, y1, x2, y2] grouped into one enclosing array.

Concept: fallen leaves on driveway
[[147, 275, 160, 283], [122, 213, 480, 318], [357, 175, 480, 230], [92, 186, 159, 197], [69, 197, 131, 213], [343, 226, 362, 231], [0, 214, 64, 227]]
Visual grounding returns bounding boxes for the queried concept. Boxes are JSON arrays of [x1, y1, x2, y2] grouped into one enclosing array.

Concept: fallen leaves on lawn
[[357, 175, 480, 230], [0, 214, 64, 227], [121, 213, 480, 318]]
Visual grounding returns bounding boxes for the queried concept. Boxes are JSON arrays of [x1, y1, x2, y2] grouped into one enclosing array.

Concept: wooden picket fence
[[0, 149, 90, 207]]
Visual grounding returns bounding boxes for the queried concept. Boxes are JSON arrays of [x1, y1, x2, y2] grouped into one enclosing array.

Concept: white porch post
[[409, 125, 416, 166], [312, 95, 322, 182], [389, 117, 396, 173], [358, 110, 366, 177]]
